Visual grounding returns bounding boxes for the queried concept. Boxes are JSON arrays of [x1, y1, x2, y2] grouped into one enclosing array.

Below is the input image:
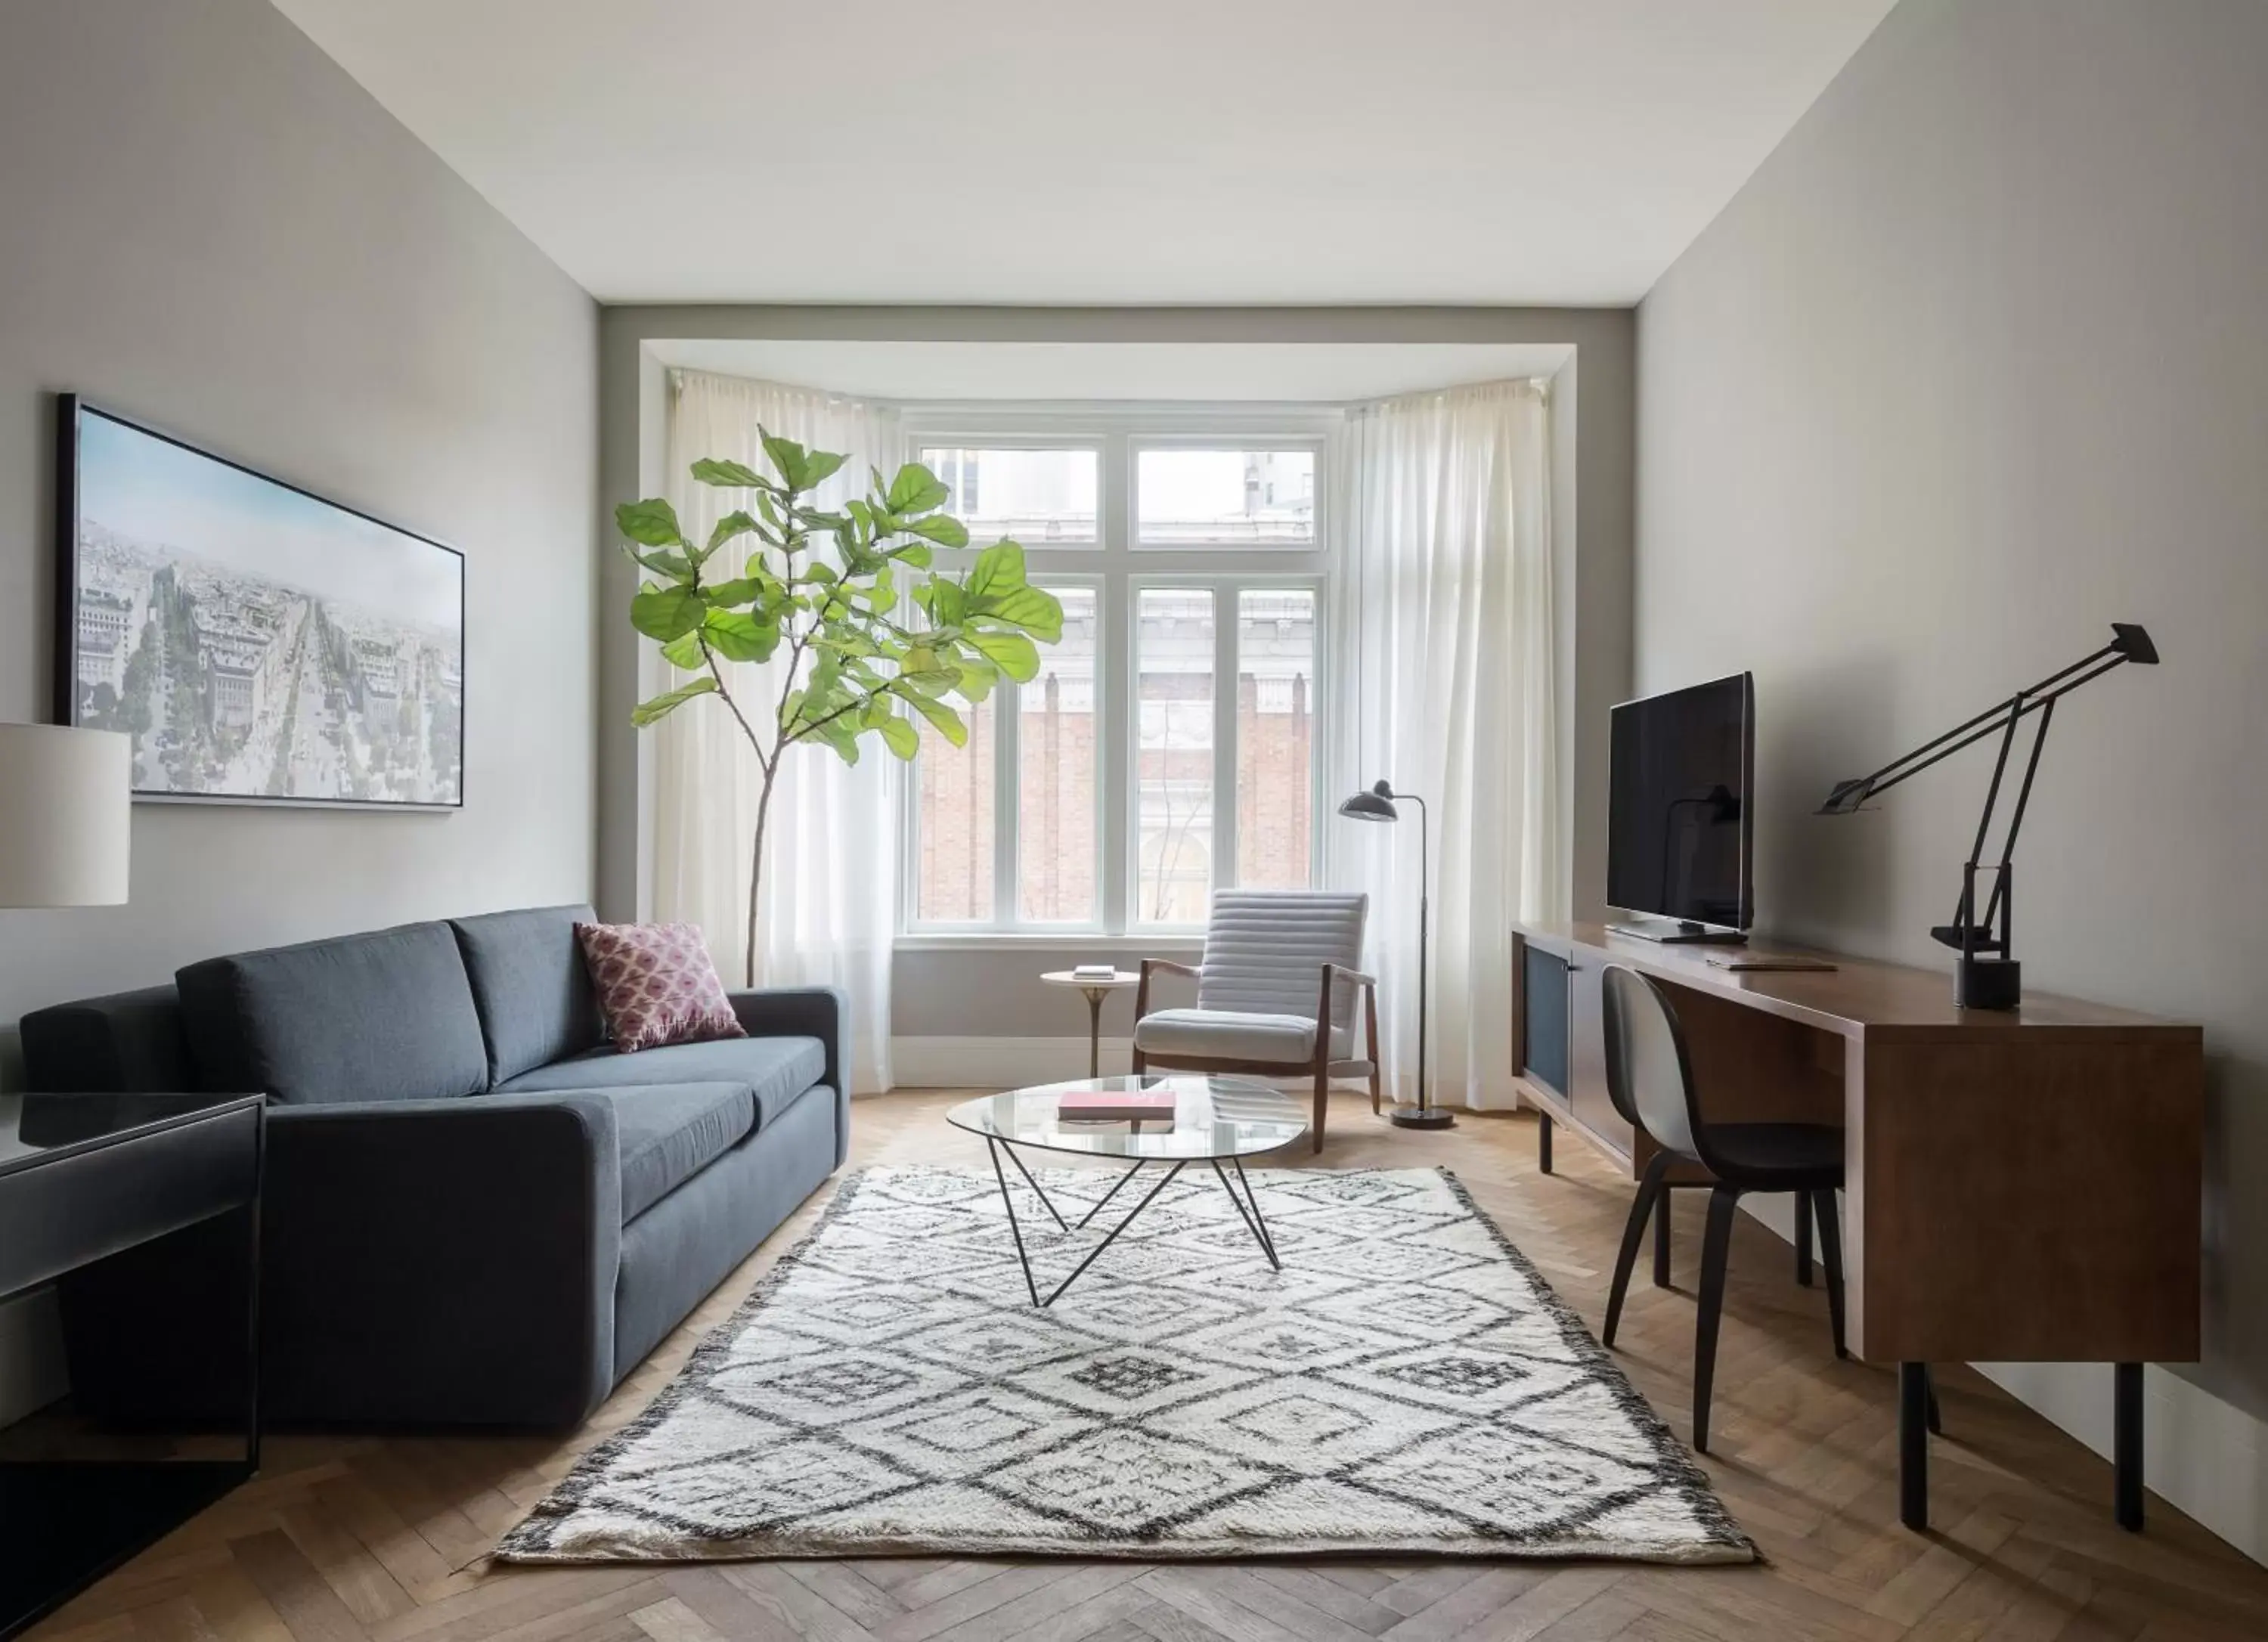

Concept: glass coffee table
[[946, 1074, 1309, 1306]]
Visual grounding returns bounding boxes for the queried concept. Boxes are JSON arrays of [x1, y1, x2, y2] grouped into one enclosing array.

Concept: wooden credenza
[[1511, 919, 2204, 1532]]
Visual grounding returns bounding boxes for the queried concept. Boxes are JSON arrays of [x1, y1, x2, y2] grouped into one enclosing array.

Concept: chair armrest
[[262, 1093, 621, 1424], [1135, 957, 1202, 1021], [728, 985, 848, 1094], [1325, 964, 1379, 990]]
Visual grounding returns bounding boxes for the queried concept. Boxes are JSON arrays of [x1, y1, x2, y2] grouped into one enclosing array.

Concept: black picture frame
[[53, 394, 466, 810]]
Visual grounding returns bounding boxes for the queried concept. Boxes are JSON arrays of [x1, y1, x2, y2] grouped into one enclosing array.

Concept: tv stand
[[1606, 918, 1749, 946]]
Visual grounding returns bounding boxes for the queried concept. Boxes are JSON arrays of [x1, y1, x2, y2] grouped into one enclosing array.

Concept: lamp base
[[1956, 955, 2022, 1011], [1387, 1104, 1457, 1131]]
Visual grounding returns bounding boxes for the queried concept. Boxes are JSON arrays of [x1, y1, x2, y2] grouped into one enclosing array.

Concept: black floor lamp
[[1339, 779, 1453, 1131]]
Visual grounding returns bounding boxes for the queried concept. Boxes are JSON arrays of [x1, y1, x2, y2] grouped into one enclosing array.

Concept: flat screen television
[[1606, 673, 1754, 941]]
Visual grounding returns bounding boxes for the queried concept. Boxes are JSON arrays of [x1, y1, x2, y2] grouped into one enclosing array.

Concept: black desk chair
[[1597, 963, 1849, 1452]]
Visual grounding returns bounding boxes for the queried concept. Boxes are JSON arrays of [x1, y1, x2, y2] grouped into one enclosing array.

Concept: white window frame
[[899, 406, 1334, 945], [1129, 435, 1326, 553]]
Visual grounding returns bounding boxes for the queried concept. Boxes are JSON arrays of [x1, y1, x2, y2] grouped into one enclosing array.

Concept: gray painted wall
[[596, 307, 1633, 1041], [0, 0, 600, 1021], [1637, 0, 2268, 1529], [0, 0, 600, 1410]]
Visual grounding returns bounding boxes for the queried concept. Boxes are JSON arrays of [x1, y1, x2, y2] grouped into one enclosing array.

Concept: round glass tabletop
[[946, 1074, 1308, 1161]]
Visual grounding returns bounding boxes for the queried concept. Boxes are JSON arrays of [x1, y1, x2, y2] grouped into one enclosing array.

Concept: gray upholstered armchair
[[1129, 890, 1377, 1152]]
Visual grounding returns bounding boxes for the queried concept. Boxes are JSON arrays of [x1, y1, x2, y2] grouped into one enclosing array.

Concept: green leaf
[[886, 461, 951, 516], [760, 430, 808, 488], [953, 655, 999, 702], [899, 688, 967, 747], [801, 450, 849, 488], [969, 584, 1063, 641], [702, 576, 764, 609], [967, 539, 1027, 598], [631, 586, 705, 641], [689, 458, 766, 488], [702, 609, 779, 664], [890, 541, 934, 569], [618, 497, 688, 548], [631, 675, 717, 726], [659, 629, 706, 671], [706, 510, 760, 558], [965, 627, 1040, 681], [928, 580, 966, 627], [904, 514, 969, 549], [626, 544, 694, 581], [876, 714, 919, 760]]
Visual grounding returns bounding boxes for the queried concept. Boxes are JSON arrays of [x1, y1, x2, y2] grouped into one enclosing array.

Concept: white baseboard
[[0, 1287, 69, 1430], [1740, 1196, 2268, 1567]]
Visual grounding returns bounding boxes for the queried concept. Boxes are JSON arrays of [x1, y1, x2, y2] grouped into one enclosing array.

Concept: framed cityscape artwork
[[53, 395, 465, 809]]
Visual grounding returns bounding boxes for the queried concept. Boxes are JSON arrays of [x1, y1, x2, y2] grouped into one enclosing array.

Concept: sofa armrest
[[262, 1093, 621, 1425], [728, 986, 848, 1094]]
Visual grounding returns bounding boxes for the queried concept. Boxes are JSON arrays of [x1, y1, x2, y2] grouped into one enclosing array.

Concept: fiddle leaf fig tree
[[621, 432, 1062, 983]]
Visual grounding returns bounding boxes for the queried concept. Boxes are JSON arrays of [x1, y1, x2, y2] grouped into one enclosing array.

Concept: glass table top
[[946, 1074, 1308, 1160]]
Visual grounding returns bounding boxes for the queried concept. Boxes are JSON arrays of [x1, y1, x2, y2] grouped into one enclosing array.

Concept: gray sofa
[[20, 903, 847, 1428]]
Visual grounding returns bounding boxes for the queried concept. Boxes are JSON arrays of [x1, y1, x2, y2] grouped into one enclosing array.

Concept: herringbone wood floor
[[24, 1092, 2268, 1641]]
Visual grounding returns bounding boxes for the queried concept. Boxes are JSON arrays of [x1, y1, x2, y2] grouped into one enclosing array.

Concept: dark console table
[[0, 1092, 263, 1640]]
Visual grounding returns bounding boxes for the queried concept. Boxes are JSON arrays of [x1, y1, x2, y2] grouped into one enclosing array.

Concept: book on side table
[[1058, 1089, 1178, 1123]]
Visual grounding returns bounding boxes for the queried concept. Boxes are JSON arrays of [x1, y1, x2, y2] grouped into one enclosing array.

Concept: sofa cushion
[[1133, 1007, 1354, 1064], [495, 1035, 826, 1129], [177, 922, 488, 1105], [582, 1081, 755, 1224], [450, 904, 605, 1084]]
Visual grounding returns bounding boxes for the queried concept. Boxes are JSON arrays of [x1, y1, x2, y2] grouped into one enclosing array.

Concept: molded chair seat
[[1697, 1121, 1845, 1188]]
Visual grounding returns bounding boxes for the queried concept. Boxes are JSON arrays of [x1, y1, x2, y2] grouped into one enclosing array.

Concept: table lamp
[[1338, 779, 1451, 1130], [1817, 623, 2157, 1009], [0, 723, 132, 909]]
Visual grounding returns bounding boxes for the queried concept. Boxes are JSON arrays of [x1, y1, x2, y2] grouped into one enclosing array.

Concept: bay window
[[904, 417, 1328, 935]]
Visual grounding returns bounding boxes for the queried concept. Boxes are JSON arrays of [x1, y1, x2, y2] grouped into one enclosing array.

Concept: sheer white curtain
[[1324, 380, 1560, 1111], [652, 370, 903, 1093]]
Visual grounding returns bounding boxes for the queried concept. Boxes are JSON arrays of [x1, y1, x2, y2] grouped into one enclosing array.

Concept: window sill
[[896, 931, 1206, 954]]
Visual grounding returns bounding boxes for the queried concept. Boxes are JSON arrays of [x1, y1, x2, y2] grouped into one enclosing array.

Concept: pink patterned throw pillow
[[575, 922, 747, 1054]]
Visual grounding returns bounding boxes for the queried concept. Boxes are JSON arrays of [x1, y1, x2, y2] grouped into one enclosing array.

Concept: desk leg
[[1899, 1362, 1931, 1531], [1538, 1113, 1554, 1173], [2115, 1362, 2145, 1532]]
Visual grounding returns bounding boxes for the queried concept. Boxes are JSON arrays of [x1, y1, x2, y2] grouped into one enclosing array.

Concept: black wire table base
[[983, 1139, 1281, 1307]]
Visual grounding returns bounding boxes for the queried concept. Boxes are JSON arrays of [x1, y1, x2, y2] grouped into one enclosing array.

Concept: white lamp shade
[[0, 723, 132, 907]]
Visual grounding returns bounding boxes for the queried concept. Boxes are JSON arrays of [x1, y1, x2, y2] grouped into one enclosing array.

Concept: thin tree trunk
[[744, 773, 777, 989]]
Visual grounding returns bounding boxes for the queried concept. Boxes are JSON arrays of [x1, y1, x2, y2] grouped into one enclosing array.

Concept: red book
[[1058, 1089, 1178, 1123]]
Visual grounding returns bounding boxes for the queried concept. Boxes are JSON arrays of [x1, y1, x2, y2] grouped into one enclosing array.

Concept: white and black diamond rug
[[497, 1165, 1754, 1565]]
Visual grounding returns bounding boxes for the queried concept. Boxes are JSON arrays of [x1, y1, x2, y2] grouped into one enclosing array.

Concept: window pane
[[1018, 587, 1098, 922], [919, 447, 1098, 546], [915, 696, 994, 922], [1136, 587, 1214, 925], [1236, 590, 1316, 889], [1136, 448, 1315, 547]]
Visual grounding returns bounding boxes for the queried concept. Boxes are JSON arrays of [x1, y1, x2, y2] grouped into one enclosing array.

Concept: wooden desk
[[1511, 919, 2203, 1533]]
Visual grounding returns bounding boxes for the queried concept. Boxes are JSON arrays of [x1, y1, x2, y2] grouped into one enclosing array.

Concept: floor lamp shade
[[0, 723, 132, 907]]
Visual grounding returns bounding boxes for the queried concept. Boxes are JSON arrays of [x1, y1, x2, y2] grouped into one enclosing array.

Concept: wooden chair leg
[[1312, 1064, 1327, 1153], [1795, 1192, 1814, 1287], [1811, 1187, 1848, 1360], [1604, 1154, 1672, 1348], [1653, 1187, 1672, 1287], [1693, 1185, 1741, 1453], [1365, 987, 1382, 1114]]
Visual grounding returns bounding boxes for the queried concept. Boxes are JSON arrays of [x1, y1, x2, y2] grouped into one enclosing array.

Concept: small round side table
[[1040, 969, 1142, 1078]]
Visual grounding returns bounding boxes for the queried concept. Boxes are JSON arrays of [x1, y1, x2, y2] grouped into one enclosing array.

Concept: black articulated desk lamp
[[1818, 623, 2159, 1009]]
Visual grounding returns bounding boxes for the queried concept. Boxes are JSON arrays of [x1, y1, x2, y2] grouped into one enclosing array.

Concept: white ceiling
[[270, 0, 1895, 307], [649, 340, 1572, 402]]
